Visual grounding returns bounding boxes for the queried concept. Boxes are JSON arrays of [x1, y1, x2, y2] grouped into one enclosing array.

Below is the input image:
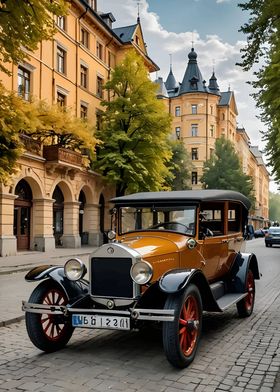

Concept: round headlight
[[64, 258, 86, 281], [107, 230, 116, 241], [130, 260, 153, 285]]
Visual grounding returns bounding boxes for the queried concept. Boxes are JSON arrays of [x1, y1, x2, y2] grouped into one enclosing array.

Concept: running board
[[216, 293, 248, 311]]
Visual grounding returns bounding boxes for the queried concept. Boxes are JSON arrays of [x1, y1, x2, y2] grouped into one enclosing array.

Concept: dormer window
[[190, 76, 198, 90]]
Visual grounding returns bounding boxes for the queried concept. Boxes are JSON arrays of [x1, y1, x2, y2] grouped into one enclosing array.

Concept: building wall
[[0, 0, 155, 256], [165, 88, 269, 224]]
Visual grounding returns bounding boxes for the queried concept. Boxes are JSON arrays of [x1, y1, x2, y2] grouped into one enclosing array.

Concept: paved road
[[1, 239, 280, 391]]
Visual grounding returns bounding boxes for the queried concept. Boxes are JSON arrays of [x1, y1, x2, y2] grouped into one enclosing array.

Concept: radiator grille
[[91, 257, 133, 298]]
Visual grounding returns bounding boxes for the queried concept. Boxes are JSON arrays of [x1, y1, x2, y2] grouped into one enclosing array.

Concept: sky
[[99, 0, 278, 193]]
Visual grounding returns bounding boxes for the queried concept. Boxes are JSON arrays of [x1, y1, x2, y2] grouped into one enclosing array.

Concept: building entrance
[[14, 180, 32, 251], [53, 186, 64, 247]]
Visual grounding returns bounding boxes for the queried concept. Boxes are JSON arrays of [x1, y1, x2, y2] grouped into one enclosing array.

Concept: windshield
[[119, 206, 196, 236], [269, 227, 280, 234]]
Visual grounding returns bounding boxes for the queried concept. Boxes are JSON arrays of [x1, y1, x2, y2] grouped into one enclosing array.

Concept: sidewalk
[[0, 246, 97, 327]]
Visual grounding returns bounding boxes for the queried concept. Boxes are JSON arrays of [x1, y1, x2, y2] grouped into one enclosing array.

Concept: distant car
[[265, 227, 280, 247], [254, 229, 265, 238]]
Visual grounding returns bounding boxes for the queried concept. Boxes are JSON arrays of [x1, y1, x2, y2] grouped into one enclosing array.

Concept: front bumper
[[22, 301, 175, 323], [265, 238, 280, 245]]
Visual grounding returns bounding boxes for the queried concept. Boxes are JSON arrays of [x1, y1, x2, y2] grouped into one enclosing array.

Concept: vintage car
[[22, 190, 260, 368]]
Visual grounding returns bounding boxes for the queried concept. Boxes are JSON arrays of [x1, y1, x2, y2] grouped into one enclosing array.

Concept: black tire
[[236, 269, 255, 317], [25, 279, 74, 352], [162, 284, 202, 368]]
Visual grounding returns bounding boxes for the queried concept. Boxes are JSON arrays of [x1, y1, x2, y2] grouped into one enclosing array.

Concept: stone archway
[[14, 179, 32, 250]]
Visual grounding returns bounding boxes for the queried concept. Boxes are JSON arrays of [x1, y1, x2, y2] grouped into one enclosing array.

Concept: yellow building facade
[[0, 0, 158, 256], [156, 48, 269, 227]]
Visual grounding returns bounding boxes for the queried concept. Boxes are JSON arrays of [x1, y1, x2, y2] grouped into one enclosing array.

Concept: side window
[[199, 205, 224, 238], [228, 203, 242, 232]]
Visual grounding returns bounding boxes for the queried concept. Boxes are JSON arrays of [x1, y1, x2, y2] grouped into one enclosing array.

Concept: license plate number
[[72, 314, 130, 330]]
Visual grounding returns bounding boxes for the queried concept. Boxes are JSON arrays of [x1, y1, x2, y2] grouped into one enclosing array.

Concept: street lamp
[[175, 127, 181, 140]]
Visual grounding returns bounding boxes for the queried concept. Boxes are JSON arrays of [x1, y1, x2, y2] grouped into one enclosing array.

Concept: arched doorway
[[79, 190, 87, 245], [14, 179, 32, 250], [53, 186, 64, 247]]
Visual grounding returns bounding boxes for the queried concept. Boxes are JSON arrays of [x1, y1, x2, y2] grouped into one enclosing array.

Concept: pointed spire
[[165, 54, 177, 91], [208, 71, 221, 96], [179, 47, 208, 95], [137, 1, 140, 23]]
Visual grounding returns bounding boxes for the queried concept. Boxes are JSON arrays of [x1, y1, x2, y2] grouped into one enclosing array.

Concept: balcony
[[43, 145, 83, 177], [20, 134, 42, 156]]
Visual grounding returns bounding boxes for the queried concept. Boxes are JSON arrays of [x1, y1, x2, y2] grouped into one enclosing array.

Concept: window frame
[[191, 104, 197, 114], [57, 46, 66, 74], [80, 64, 88, 89], [18, 66, 31, 101], [191, 124, 198, 137], [175, 106, 181, 117]]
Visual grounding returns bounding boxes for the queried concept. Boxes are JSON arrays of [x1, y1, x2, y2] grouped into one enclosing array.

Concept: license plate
[[72, 314, 130, 330]]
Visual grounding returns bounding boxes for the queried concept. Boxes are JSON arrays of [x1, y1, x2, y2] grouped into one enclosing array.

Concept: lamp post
[[175, 127, 181, 140]]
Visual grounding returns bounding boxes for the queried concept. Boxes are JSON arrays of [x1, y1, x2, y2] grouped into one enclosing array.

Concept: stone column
[[0, 193, 17, 256], [84, 203, 103, 246], [32, 198, 55, 252], [61, 201, 81, 248]]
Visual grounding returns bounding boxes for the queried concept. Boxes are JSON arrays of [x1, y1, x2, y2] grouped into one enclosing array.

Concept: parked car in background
[[265, 226, 280, 247], [22, 190, 260, 369], [254, 228, 265, 238]]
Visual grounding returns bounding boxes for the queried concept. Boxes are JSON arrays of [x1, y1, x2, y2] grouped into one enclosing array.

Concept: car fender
[[25, 265, 89, 302], [230, 252, 260, 293], [159, 268, 220, 312]]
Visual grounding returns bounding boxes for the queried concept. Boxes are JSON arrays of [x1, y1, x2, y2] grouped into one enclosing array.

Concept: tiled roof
[[113, 25, 138, 43]]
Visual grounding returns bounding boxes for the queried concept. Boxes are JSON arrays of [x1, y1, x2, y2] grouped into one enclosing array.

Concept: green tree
[[0, 0, 68, 183], [165, 140, 192, 190], [201, 137, 255, 205], [26, 101, 98, 154], [93, 50, 172, 196], [0, 0, 68, 75], [0, 86, 98, 184], [238, 0, 280, 185], [0, 84, 38, 183], [269, 192, 280, 222]]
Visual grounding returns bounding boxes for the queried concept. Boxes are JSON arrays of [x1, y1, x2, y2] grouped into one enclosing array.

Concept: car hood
[[121, 235, 179, 258]]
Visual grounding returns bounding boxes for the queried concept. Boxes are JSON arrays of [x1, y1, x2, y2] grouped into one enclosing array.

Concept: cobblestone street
[[1, 241, 280, 391]]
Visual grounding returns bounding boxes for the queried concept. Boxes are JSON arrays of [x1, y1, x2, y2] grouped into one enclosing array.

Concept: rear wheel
[[25, 279, 74, 352], [236, 269, 255, 317], [162, 284, 202, 368]]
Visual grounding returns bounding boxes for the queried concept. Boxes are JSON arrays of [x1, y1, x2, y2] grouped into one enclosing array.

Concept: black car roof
[[111, 189, 251, 210]]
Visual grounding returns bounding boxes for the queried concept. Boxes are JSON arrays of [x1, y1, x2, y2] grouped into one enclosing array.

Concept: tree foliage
[[0, 83, 98, 183], [201, 137, 255, 206], [269, 192, 280, 222], [0, 83, 37, 183], [93, 50, 172, 196], [238, 0, 280, 185], [165, 140, 192, 190], [26, 101, 98, 153], [0, 0, 68, 74]]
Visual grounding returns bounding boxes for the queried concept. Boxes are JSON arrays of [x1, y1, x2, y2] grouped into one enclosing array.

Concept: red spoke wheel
[[237, 269, 255, 317], [26, 280, 74, 352], [163, 284, 202, 368]]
